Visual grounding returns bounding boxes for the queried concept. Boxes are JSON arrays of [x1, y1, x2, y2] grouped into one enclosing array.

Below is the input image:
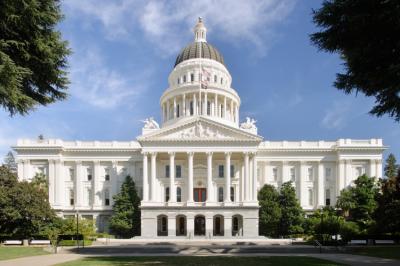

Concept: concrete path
[[0, 248, 399, 266], [0, 254, 81, 266]]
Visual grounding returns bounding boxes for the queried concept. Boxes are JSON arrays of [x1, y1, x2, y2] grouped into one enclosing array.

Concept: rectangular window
[[177, 78, 180, 85], [176, 165, 181, 178], [214, 75, 217, 83], [290, 167, 295, 181], [69, 189, 74, 206], [87, 168, 92, 181], [165, 165, 170, 178], [218, 165, 224, 178], [190, 73, 194, 82], [230, 165, 235, 178], [272, 167, 278, 181], [308, 188, 314, 206], [68, 168, 74, 181], [105, 168, 110, 181], [308, 167, 313, 181], [218, 187, 223, 202], [105, 190, 110, 206], [325, 189, 331, 206], [230, 187, 234, 202], [183, 75, 187, 83]]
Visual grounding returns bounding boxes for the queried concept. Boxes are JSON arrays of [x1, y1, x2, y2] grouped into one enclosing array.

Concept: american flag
[[201, 67, 211, 89]]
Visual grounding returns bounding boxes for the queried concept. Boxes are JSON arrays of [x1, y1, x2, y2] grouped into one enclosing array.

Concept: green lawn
[[0, 247, 49, 260], [347, 246, 400, 260], [57, 256, 344, 266]]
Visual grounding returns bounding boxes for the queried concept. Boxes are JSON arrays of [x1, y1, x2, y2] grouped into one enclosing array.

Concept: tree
[[109, 176, 141, 238], [278, 182, 304, 237], [336, 174, 378, 234], [258, 184, 282, 237], [0, 166, 55, 238], [3, 151, 17, 173], [384, 154, 399, 181], [311, 0, 400, 121], [375, 167, 400, 236], [31, 172, 48, 194], [0, 0, 70, 116], [305, 207, 344, 243]]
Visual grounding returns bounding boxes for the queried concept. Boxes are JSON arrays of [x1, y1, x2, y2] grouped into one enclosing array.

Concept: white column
[[17, 160, 23, 181], [251, 153, 258, 201], [48, 160, 55, 205], [299, 161, 307, 207], [230, 100, 234, 121], [282, 161, 290, 183], [317, 162, 325, 207], [369, 159, 376, 178], [223, 96, 227, 118], [187, 152, 194, 203], [183, 94, 186, 116], [225, 152, 231, 202], [55, 159, 63, 206], [111, 161, 118, 205], [204, 92, 207, 115], [142, 153, 149, 202], [23, 159, 30, 180], [249, 155, 253, 200], [206, 152, 213, 202], [169, 152, 176, 203], [235, 104, 239, 125], [150, 152, 157, 202], [376, 159, 383, 179], [75, 161, 83, 207], [240, 162, 245, 202], [345, 159, 352, 186], [173, 97, 177, 119], [214, 94, 218, 117], [166, 100, 170, 120], [244, 152, 249, 202], [93, 160, 101, 206], [193, 94, 197, 116], [337, 159, 345, 197]]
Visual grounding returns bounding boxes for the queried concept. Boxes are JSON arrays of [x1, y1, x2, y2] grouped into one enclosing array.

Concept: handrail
[[314, 240, 322, 253]]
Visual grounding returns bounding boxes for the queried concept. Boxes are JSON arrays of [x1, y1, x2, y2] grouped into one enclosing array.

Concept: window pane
[[219, 165, 224, 178], [165, 165, 170, 178], [230, 165, 234, 178], [176, 165, 181, 178]]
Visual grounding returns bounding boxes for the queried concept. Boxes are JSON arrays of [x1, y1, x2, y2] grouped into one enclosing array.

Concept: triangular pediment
[[137, 117, 263, 142]]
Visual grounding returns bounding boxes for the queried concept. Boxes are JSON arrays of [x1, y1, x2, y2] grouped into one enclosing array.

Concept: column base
[[223, 201, 234, 206]]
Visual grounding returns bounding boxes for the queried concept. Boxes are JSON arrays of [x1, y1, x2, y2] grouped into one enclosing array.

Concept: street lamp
[[76, 210, 79, 250]]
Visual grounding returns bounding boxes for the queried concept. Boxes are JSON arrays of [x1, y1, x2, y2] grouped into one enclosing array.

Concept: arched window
[[218, 187, 224, 202], [220, 105, 224, 118], [157, 215, 168, 236], [190, 101, 194, 115], [165, 187, 170, 202], [207, 101, 211, 115], [233, 216, 239, 232], [177, 187, 182, 202], [104, 189, 110, 206], [176, 104, 180, 118]]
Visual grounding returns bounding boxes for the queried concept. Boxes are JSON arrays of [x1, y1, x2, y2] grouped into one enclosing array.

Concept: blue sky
[[1, 0, 399, 161]]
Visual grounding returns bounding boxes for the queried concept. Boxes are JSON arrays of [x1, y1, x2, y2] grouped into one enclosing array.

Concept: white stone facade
[[13, 19, 385, 238]]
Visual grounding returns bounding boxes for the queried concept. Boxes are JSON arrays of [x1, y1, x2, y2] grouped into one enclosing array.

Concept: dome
[[174, 42, 225, 67]]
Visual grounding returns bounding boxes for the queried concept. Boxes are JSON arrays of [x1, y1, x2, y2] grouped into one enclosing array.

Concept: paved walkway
[[0, 249, 399, 266]]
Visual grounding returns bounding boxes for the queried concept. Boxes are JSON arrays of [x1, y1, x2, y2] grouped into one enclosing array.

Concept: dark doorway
[[194, 215, 206, 236], [194, 188, 206, 202]]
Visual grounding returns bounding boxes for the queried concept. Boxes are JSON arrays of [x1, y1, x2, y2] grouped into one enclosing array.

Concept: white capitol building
[[13, 18, 385, 239]]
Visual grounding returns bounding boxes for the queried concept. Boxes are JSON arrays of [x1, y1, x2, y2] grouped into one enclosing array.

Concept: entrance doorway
[[194, 188, 206, 202], [213, 215, 224, 236], [176, 215, 187, 236], [194, 215, 206, 236]]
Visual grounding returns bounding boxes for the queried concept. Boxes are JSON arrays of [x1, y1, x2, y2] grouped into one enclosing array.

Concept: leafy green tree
[[58, 217, 96, 238], [375, 167, 400, 236], [0, 0, 70, 116], [337, 174, 378, 234], [311, 0, 400, 121], [305, 207, 343, 243], [3, 151, 17, 173], [109, 176, 141, 238], [258, 184, 281, 237], [336, 189, 355, 217], [0, 166, 55, 238], [384, 154, 399, 181], [31, 172, 48, 194], [278, 182, 304, 237]]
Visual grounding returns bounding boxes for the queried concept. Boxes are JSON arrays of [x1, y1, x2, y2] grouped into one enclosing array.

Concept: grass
[[0, 246, 49, 260], [57, 256, 344, 266], [347, 246, 400, 260]]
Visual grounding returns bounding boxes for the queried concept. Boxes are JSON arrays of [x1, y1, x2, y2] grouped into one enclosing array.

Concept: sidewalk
[[0, 251, 399, 266]]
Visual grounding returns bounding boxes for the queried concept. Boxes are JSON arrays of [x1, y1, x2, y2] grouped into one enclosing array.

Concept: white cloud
[[63, 0, 297, 56], [321, 100, 352, 130], [69, 47, 152, 109]]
